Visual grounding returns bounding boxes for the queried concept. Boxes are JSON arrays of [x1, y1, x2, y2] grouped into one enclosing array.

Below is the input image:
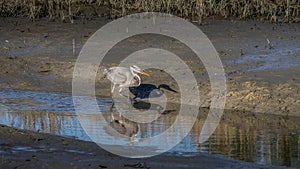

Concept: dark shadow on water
[[131, 100, 176, 115], [129, 84, 177, 99]]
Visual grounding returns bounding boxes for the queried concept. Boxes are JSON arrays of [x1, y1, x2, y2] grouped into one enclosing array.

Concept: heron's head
[[103, 68, 109, 75], [130, 65, 141, 72], [130, 65, 150, 76]]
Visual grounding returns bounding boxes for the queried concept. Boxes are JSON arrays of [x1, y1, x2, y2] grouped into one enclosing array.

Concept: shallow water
[[225, 46, 300, 72], [0, 89, 300, 167]]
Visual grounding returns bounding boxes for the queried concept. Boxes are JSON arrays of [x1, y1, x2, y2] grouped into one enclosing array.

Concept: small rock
[[99, 165, 107, 168]]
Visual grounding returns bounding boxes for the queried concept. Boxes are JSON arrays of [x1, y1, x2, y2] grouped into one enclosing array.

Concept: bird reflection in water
[[108, 102, 140, 142]]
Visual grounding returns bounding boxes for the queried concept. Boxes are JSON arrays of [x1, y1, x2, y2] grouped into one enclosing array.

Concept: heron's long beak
[[140, 71, 150, 77]]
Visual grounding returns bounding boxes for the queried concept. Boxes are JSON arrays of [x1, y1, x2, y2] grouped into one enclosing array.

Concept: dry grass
[[0, 0, 299, 22]]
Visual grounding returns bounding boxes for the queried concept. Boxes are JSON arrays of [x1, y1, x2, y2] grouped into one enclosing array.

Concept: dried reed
[[0, 0, 299, 23]]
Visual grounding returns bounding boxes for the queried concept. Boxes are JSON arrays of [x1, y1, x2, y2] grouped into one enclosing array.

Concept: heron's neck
[[131, 70, 138, 76]]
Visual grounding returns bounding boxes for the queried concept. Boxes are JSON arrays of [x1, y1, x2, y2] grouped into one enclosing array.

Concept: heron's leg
[[118, 87, 134, 113], [118, 87, 129, 99], [111, 84, 116, 94], [110, 102, 115, 121], [110, 101, 115, 111], [111, 98, 122, 118], [118, 87, 127, 98]]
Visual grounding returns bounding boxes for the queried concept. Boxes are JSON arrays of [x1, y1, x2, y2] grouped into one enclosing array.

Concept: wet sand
[[0, 16, 300, 168]]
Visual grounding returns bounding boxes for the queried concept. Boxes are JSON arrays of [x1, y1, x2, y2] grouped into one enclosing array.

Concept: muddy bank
[[0, 17, 300, 116]]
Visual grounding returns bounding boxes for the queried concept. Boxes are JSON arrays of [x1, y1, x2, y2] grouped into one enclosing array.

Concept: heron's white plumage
[[103, 65, 149, 94]]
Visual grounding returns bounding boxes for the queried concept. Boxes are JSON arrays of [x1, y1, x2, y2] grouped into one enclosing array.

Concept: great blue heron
[[103, 65, 150, 95]]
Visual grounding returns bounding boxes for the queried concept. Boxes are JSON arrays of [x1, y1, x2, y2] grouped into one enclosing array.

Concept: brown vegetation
[[0, 0, 299, 22]]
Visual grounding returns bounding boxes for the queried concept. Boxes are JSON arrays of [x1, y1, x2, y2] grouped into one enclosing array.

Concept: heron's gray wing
[[106, 67, 129, 84]]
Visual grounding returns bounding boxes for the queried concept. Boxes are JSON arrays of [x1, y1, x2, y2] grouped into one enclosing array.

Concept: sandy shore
[[0, 16, 300, 168]]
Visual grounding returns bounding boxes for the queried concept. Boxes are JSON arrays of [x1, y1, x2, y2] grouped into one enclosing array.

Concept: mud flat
[[1, 17, 299, 116]]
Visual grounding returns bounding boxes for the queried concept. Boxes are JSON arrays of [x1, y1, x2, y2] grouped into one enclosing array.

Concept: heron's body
[[105, 66, 138, 88], [103, 65, 150, 95]]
